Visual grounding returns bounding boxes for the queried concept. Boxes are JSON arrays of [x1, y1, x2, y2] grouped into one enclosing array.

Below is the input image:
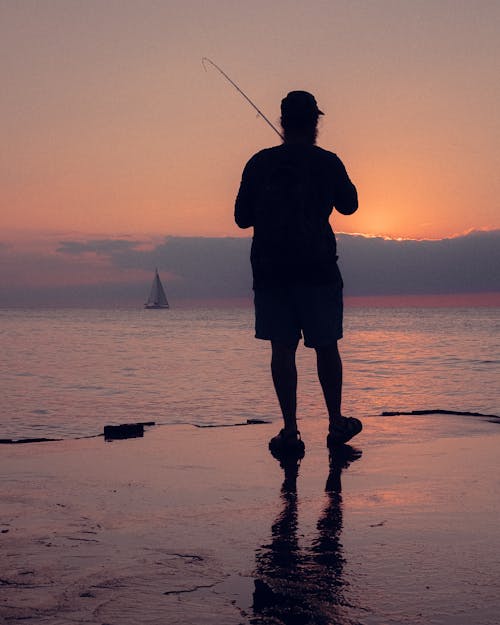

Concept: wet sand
[[1, 414, 499, 625]]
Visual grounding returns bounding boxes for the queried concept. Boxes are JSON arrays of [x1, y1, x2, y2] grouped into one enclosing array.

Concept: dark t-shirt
[[235, 144, 357, 288]]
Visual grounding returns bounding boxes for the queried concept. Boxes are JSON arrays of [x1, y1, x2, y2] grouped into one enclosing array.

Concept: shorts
[[254, 283, 343, 348]]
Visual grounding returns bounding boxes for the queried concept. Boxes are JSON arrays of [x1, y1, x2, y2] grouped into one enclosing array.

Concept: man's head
[[280, 91, 324, 144]]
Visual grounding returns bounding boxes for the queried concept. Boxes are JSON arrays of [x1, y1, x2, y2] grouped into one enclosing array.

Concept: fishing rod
[[202, 57, 284, 140]]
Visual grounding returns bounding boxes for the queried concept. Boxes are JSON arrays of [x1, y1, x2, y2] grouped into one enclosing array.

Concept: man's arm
[[234, 157, 258, 229], [332, 155, 358, 216]]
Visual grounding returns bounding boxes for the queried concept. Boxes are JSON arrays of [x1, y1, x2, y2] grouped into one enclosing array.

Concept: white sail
[[145, 269, 169, 309]]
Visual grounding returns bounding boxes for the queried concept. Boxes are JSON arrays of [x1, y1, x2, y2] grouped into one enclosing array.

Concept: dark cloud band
[[1, 230, 498, 305]]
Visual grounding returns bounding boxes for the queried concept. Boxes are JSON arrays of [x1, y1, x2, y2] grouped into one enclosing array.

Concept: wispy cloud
[[56, 239, 144, 256]]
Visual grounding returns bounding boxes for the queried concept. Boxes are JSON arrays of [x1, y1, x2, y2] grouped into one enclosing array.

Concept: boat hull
[[144, 304, 169, 309]]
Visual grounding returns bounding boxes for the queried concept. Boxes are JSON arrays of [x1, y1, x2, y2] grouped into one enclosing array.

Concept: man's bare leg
[[315, 342, 343, 430], [271, 341, 299, 433]]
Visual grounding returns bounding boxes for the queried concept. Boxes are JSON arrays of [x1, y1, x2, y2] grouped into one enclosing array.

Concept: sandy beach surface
[[1, 413, 499, 625]]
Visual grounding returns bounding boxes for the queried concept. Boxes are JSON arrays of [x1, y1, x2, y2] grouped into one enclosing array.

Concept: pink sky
[[2, 1, 499, 243], [1, 2, 499, 307]]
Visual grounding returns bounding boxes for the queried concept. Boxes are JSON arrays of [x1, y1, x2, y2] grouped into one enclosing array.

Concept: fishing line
[[202, 57, 284, 140]]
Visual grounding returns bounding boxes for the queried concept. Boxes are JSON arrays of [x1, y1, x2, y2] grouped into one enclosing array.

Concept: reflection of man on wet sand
[[252, 446, 362, 624], [235, 91, 362, 459]]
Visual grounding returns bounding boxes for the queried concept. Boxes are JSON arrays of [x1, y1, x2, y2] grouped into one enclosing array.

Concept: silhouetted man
[[235, 91, 361, 457]]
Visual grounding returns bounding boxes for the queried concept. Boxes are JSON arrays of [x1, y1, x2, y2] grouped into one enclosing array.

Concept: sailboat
[[144, 268, 169, 309]]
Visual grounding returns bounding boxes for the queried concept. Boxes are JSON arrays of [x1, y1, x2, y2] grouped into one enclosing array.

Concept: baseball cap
[[280, 91, 324, 118]]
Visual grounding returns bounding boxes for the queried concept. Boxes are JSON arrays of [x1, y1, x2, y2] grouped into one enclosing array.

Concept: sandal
[[327, 417, 363, 447], [269, 428, 305, 460]]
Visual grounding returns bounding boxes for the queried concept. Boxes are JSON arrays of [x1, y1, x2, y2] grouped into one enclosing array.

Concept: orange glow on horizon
[[2, 1, 499, 287], [345, 293, 500, 308], [337, 225, 500, 243]]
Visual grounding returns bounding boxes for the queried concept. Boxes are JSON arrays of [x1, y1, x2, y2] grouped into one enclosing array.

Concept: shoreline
[[1, 409, 498, 445]]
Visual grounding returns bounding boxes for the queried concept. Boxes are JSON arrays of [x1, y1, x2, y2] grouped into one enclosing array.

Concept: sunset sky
[[1, 1, 499, 303]]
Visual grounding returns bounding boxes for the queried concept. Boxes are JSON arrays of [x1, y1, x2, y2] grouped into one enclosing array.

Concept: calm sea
[[1, 306, 499, 440]]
